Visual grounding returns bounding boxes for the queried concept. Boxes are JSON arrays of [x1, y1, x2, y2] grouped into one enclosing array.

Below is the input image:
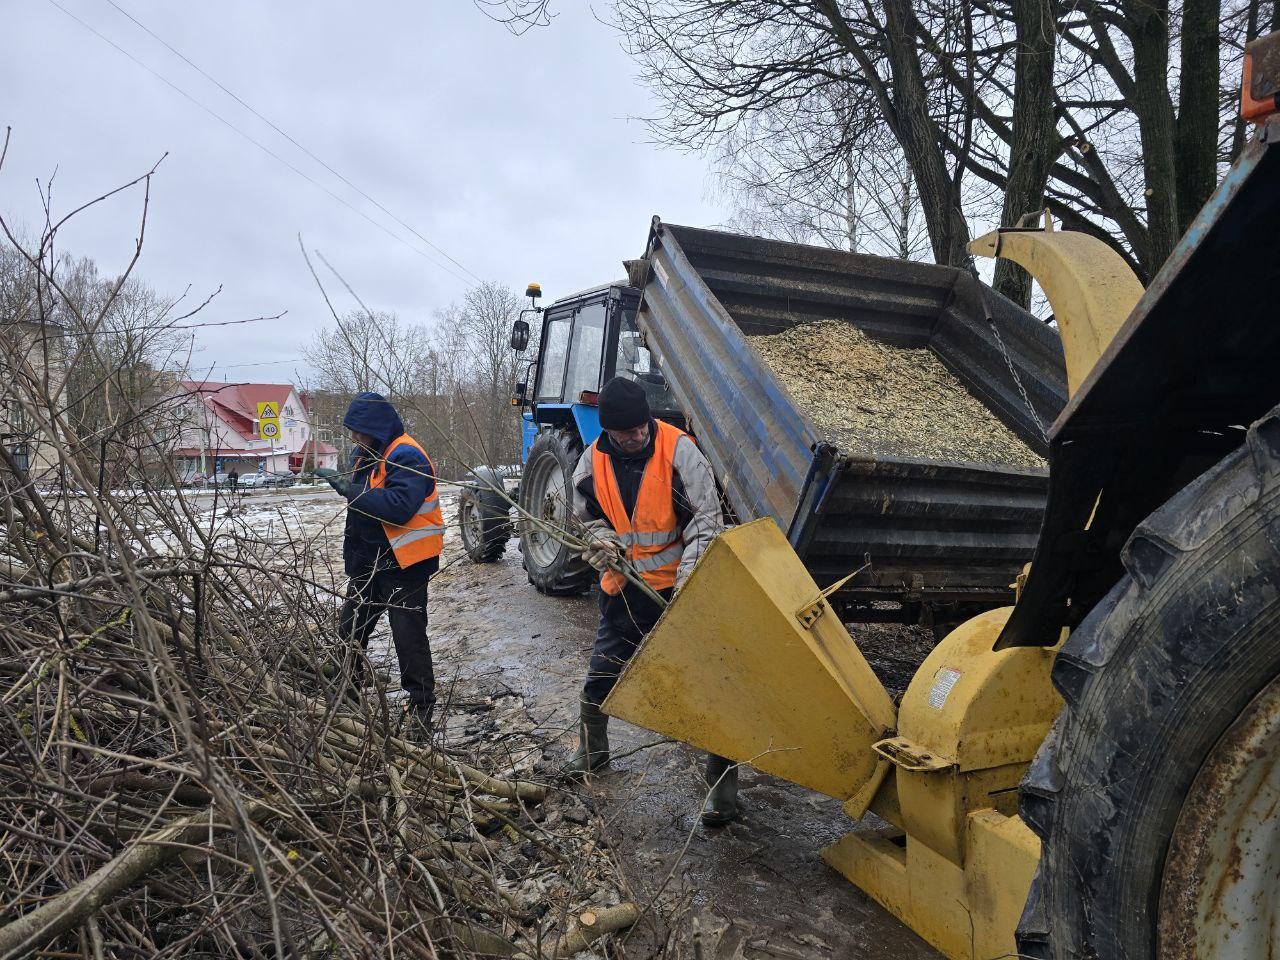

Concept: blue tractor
[[457, 274, 682, 594]]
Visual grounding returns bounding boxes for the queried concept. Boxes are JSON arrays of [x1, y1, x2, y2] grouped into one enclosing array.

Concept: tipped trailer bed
[[635, 220, 1068, 616]]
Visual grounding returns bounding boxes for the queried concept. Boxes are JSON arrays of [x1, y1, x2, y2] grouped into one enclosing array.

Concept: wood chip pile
[[748, 320, 1045, 468]]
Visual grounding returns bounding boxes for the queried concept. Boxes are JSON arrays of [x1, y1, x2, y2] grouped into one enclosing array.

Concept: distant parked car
[[181, 474, 210, 488], [263, 471, 297, 488], [237, 472, 271, 489]]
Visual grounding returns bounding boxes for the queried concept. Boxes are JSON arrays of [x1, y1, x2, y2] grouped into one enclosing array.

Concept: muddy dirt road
[[425, 527, 941, 960]]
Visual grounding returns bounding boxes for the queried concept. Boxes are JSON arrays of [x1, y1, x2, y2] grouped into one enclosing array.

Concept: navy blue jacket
[[341, 392, 438, 578]]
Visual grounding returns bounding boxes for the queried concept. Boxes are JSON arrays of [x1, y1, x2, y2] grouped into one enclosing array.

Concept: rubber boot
[[563, 701, 611, 778], [701, 753, 739, 827]]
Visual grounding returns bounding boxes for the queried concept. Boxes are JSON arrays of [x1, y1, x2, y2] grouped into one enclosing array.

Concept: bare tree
[[712, 96, 933, 260], [301, 308, 456, 472], [613, 0, 1250, 296], [473, 0, 555, 32], [442, 280, 524, 467], [1, 237, 194, 486], [302, 281, 525, 480]]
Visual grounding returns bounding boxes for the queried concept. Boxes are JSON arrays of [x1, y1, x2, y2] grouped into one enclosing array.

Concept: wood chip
[[749, 320, 1045, 468]]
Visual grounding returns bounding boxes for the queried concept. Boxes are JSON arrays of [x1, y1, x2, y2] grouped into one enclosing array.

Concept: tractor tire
[[518, 429, 593, 596], [459, 466, 512, 564], [1017, 407, 1280, 959]]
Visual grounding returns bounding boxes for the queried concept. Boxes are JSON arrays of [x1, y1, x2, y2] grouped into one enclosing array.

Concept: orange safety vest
[[591, 419, 688, 596], [369, 434, 444, 568]]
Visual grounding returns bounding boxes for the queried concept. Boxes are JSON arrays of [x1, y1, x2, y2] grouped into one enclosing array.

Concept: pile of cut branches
[[0, 466, 643, 958], [0, 145, 647, 960], [0, 356, 636, 960]]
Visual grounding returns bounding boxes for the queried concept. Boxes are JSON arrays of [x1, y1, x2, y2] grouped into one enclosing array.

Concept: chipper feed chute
[[603, 506, 1059, 960], [603, 518, 896, 803]]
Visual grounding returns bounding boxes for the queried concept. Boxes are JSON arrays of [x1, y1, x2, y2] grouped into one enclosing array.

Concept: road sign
[[257, 401, 281, 441]]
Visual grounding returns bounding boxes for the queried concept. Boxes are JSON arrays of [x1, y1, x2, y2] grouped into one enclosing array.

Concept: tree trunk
[[899, 172, 912, 260], [1124, 0, 1180, 271], [994, 0, 1057, 307], [815, 0, 971, 268], [1175, 0, 1220, 232], [881, 0, 973, 268], [844, 142, 858, 252]]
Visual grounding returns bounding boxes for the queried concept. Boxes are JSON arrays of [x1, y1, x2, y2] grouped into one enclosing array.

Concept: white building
[[1, 319, 66, 480]]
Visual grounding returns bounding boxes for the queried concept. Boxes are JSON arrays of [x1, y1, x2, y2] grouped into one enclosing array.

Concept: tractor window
[[536, 314, 571, 401], [614, 307, 679, 411], [563, 301, 607, 401]]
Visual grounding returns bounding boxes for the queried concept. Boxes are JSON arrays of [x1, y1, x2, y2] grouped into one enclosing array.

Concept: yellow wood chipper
[[602, 35, 1280, 960]]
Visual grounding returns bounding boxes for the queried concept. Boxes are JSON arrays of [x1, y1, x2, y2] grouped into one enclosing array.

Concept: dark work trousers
[[339, 562, 435, 712], [582, 584, 672, 708], [583, 582, 733, 787]]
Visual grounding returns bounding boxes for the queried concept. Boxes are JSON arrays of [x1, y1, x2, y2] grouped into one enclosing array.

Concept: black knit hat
[[597, 377, 650, 430]]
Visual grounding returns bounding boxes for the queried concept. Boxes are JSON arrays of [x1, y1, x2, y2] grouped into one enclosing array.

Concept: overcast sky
[[2, 1, 729, 382]]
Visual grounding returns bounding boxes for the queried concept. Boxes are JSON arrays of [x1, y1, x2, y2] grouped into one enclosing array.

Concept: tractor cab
[[495, 279, 683, 594], [512, 280, 681, 459]]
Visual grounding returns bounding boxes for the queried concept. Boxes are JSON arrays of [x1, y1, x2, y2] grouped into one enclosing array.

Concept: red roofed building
[[294, 436, 340, 473], [170, 381, 340, 478]]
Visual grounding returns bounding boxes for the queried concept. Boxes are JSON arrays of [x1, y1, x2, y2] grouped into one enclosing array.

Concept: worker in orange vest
[[565, 376, 738, 826], [318, 392, 444, 731]]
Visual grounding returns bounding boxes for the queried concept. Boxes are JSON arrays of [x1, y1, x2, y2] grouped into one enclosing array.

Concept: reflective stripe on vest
[[591, 420, 687, 596], [370, 434, 444, 567]]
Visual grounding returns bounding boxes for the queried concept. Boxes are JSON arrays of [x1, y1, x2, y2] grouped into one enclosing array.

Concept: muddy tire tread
[[1017, 408, 1280, 959], [519, 429, 593, 597], [459, 468, 512, 564]]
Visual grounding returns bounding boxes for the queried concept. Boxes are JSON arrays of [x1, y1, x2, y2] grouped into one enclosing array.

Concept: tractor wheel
[[458, 466, 512, 564], [518, 429, 593, 596], [1018, 408, 1280, 959]]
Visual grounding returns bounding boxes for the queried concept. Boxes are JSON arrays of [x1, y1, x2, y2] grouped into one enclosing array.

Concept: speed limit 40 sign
[[257, 401, 282, 440]]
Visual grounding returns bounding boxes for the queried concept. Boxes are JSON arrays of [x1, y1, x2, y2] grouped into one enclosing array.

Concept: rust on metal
[[1158, 676, 1280, 959]]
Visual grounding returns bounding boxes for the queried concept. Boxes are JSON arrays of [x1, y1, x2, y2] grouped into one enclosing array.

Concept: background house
[[170, 381, 337, 478]]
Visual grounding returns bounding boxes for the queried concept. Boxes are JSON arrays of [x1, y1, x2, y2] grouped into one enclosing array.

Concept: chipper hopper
[[606, 37, 1280, 960], [605, 517, 1063, 959]]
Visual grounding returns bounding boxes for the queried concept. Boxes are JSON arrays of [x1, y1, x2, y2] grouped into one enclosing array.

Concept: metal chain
[[978, 283, 1048, 444]]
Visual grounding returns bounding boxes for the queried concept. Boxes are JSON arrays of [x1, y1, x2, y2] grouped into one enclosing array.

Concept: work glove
[[314, 467, 351, 498], [581, 531, 623, 572]]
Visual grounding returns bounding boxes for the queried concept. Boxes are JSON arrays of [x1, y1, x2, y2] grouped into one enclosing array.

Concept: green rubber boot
[[701, 753, 739, 827], [563, 702, 611, 778]]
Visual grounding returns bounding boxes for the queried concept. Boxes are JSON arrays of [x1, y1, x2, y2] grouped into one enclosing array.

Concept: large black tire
[[1018, 409, 1280, 959], [518, 429, 593, 596], [459, 466, 512, 563]]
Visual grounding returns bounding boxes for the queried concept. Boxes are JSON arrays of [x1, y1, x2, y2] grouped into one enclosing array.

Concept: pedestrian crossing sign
[[257, 401, 281, 441]]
